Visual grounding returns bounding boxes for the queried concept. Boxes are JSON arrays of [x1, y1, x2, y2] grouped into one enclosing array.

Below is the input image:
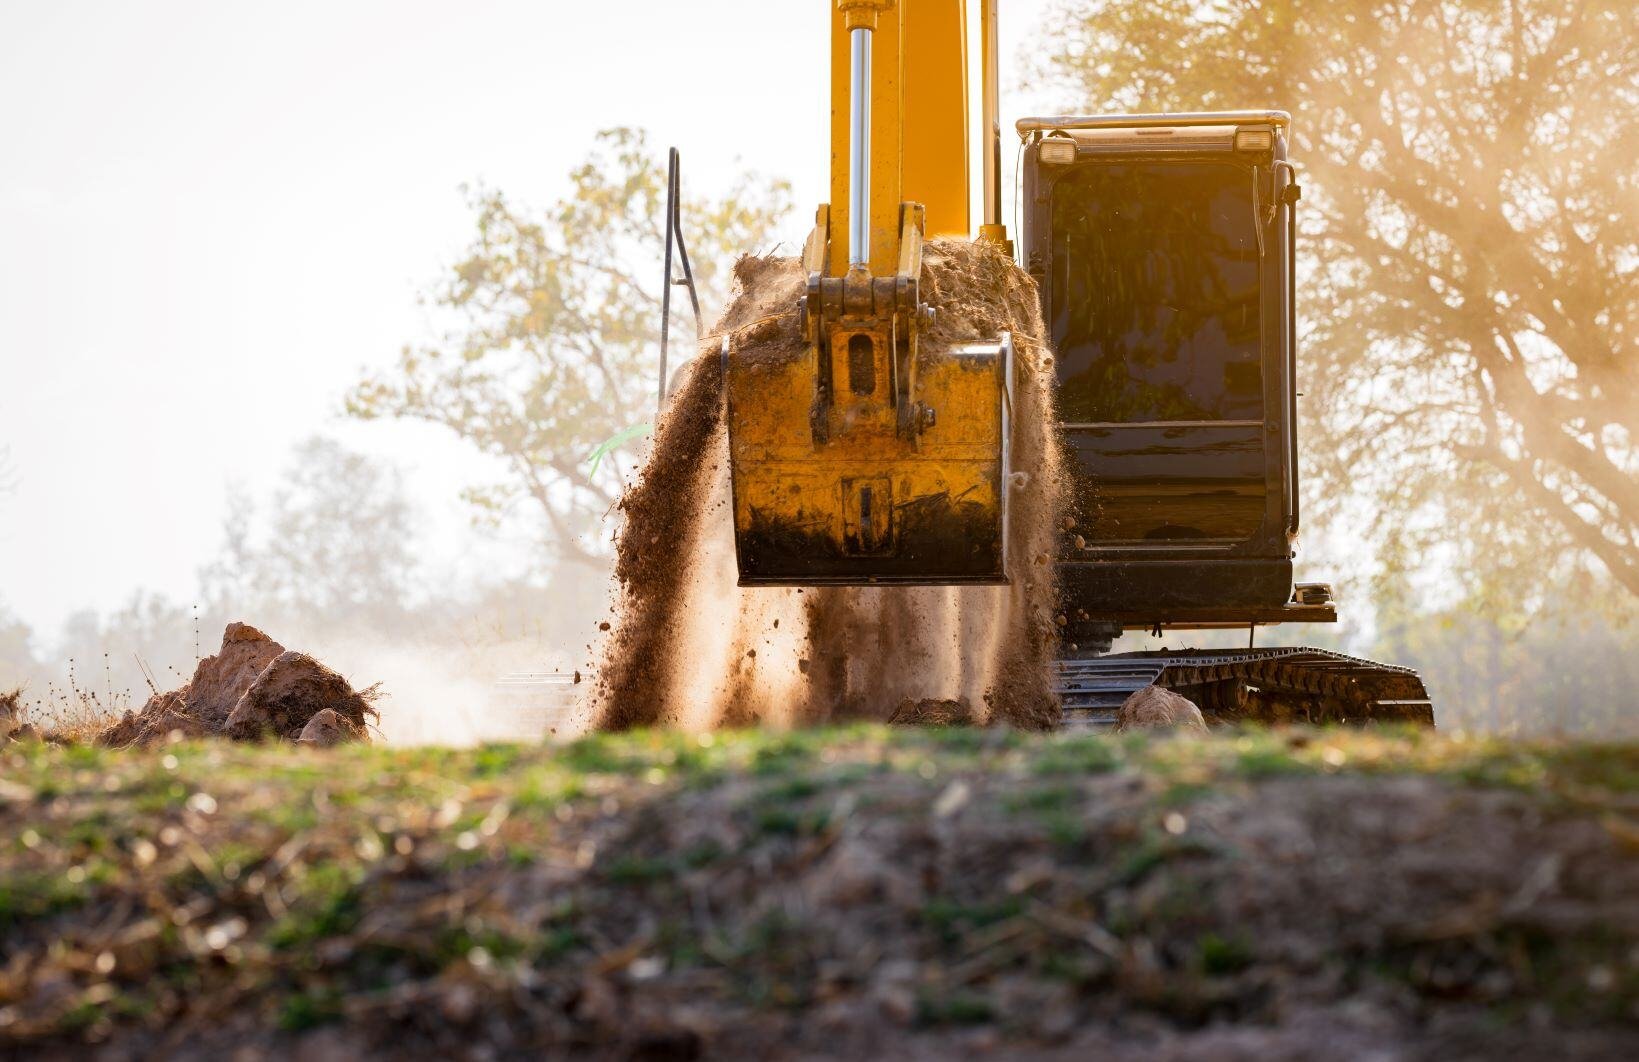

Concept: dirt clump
[[1115, 685, 1208, 732], [2, 691, 49, 745], [296, 707, 357, 747], [7, 723, 41, 744], [713, 252, 808, 357], [96, 624, 376, 747], [593, 240, 1067, 732], [0, 687, 19, 739], [226, 651, 376, 742], [888, 697, 975, 726]]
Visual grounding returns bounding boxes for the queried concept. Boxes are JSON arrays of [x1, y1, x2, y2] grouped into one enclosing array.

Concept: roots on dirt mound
[[96, 623, 378, 748], [594, 240, 1066, 731]]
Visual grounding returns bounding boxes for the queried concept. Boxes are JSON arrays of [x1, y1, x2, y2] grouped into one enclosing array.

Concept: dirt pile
[[96, 624, 377, 747], [0, 687, 32, 745], [1115, 685, 1208, 732], [593, 240, 1066, 731]]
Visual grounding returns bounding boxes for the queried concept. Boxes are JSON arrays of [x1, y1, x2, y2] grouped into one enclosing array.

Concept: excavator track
[[1054, 647, 1435, 730], [501, 653, 1432, 733]]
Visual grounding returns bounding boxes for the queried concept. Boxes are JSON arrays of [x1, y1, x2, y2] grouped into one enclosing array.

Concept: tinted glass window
[[1050, 162, 1263, 423]]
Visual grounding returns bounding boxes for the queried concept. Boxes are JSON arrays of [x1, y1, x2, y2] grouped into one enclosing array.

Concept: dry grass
[[3, 682, 118, 744]]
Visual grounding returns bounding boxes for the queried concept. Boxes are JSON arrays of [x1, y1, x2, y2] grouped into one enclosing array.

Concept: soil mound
[[96, 625, 376, 747], [1115, 685, 1208, 732], [593, 240, 1067, 731]]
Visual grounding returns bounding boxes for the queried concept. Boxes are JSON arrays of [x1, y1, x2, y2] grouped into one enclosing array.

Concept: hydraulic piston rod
[[837, 1, 892, 268], [979, 0, 1007, 245], [848, 25, 872, 267]]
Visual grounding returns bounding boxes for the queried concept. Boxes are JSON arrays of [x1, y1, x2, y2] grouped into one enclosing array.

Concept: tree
[[53, 592, 198, 701], [0, 602, 42, 692], [347, 128, 793, 569], [1036, 0, 1637, 606], [200, 436, 420, 634]]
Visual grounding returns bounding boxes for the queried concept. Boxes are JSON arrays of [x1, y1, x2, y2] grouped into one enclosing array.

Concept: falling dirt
[[95, 623, 377, 748], [593, 241, 1067, 731]]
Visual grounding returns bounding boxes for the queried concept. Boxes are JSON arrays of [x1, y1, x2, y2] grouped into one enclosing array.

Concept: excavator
[[715, 0, 1436, 728]]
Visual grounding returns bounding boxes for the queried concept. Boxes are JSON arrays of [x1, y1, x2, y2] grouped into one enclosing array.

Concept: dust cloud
[[312, 637, 580, 745]]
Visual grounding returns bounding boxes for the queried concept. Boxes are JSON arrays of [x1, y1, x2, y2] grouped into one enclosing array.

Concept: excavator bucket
[[725, 325, 1014, 586]]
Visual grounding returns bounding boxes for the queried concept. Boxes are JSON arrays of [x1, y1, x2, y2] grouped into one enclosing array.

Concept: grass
[[2, 724, 1638, 1054]]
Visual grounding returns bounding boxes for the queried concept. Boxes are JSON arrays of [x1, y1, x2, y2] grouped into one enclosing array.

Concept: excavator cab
[[1018, 113, 1326, 640]]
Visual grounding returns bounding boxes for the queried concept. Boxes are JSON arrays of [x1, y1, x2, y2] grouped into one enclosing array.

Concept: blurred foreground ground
[[3, 726, 1638, 1059]]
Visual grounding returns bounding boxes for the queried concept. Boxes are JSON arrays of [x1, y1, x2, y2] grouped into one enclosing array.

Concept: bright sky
[[0, 0, 1059, 636]]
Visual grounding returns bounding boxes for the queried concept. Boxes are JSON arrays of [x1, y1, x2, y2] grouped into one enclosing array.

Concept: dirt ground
[[3, 726, 1637, 1059]]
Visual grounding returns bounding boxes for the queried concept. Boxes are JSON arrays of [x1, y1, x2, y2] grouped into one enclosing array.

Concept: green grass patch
[[917, 991, 996, 1026], [921, 896, 1024, 943]]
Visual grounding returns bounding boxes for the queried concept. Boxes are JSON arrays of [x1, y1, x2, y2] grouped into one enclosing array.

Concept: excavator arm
[[724, 0, 1015, 586]]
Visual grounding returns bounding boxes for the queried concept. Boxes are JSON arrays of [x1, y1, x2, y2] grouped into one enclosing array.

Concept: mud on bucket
[[724, 330, 1014, 586]]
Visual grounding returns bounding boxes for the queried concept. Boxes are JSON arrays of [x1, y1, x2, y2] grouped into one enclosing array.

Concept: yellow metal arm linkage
[[723, 0, 1014, 586]]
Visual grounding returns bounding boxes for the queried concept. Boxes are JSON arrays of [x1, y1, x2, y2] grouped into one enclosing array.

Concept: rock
[[1115, 685, 1208, 732], [296, 708, 355, 748], [226, 651, 373, 743]]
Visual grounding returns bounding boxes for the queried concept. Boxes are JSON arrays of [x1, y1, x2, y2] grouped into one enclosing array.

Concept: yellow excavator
[[718, 0, 1435, 727]]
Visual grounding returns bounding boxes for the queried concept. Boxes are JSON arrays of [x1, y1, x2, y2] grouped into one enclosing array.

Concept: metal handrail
[[657, 146, 701, 414], [1016, 110, 1291, 136]]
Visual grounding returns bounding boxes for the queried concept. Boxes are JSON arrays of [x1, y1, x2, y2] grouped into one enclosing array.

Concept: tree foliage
[[1037, 0, 1638, 606], [0, 602, 41, 691], [346, 128, 793, 568], [54, 592, 198, 698]]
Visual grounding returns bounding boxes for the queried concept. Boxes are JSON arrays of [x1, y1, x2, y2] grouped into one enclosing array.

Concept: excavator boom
[[725, 0, 1015, 585]]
